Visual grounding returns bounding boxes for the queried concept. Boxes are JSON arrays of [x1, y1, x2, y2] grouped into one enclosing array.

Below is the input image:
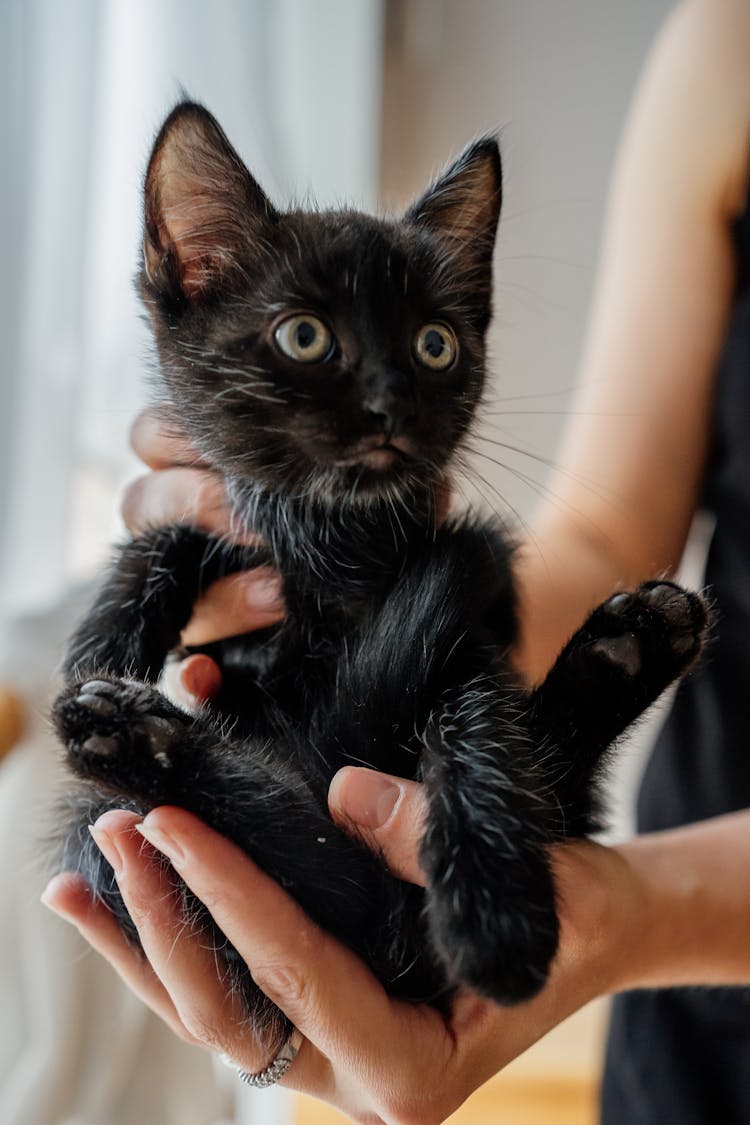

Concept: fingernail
[[89, 824, 123, 879], [329, 768, 402, 829], [40, 879, 61, 912], [136, 820, 185, 868]]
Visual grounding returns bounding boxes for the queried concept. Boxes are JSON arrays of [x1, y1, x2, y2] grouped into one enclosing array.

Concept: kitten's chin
[[233, 441, 437, 508], [300, 457, 429, 508], [341, 463, 440, 510]]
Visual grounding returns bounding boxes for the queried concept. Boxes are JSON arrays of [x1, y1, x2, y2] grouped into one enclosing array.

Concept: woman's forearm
[[612, 810, 750, 991]]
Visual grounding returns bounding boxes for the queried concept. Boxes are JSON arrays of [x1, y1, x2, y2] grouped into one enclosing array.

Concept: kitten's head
[[140, 102, 501, 506]]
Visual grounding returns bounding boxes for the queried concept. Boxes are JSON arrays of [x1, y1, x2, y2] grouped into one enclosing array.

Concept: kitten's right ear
[[142, 101, 277, 305]]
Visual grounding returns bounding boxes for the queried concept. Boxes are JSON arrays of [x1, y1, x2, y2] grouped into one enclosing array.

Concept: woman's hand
[[41, 772, 625, 1124], [125, 407, 285, 646], [124, 407, 285, 703]]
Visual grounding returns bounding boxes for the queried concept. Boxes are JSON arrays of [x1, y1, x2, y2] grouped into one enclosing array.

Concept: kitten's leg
[[418, 672, 560, 1006], [63, 525, 266, 681], [526, 580, 709, 834]]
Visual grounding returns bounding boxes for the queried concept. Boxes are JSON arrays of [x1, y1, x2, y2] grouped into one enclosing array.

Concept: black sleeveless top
[[601, 198, 750, 1123], [639, 197, 750, 831]]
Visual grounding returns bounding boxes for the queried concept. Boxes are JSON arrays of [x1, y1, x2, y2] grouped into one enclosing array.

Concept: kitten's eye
[[413, 323, 458, 371], [274, 314, 334, 364]]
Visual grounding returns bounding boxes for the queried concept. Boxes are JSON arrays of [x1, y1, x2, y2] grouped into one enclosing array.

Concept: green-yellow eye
[[413, 323, 458, 370], [274, 314, 334, 364]]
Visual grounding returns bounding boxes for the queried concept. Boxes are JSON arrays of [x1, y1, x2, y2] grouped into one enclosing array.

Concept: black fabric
[[600, 199, 750, 1122], [602, 990, 750, 1125]]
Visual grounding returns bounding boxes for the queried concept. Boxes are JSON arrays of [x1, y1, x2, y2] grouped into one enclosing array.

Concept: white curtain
[[0, 2, 383, 1122]]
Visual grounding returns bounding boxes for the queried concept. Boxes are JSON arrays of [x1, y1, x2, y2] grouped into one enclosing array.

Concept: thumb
[[328, 767, 427, 886]]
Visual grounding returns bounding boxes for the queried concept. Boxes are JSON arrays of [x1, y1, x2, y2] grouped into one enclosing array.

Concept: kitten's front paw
[[54, 676, 190, 789], [589, 581, 708, 681]]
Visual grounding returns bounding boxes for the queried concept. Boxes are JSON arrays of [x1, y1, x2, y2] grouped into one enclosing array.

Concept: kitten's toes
[[54, 676, 189, 782], [639, 581, 708, 658], [589, 581, 709, 681]]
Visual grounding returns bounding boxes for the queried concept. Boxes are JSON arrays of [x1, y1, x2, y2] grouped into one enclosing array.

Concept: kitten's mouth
[[333, 437, 414, 472]]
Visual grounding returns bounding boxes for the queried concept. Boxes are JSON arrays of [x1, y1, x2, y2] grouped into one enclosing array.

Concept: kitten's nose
[[362, 370, 417, 438]]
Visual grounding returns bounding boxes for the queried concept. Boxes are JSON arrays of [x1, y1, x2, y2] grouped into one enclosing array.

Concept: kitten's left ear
[[405, 137, 501, 316]]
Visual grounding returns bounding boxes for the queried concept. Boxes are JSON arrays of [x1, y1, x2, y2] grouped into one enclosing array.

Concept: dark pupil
[[425, 328, 445, 358], [296, 321, 317, 349]]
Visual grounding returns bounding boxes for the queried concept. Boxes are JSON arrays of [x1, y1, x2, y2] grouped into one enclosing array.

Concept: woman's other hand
[[41, 773, 625, 1124]]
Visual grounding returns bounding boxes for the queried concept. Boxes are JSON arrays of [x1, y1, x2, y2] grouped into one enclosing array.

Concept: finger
[[129, 406, 206, 470], [135, 807, 422, 1072], [41, 866, 189, 1042], [178, 654, 222, 703], [327, 768, 427, 886], [180, 570, 284, 646], [120, 468, 237, 538], [158, 654, 222, 711], [89, 809, 275, 1070]]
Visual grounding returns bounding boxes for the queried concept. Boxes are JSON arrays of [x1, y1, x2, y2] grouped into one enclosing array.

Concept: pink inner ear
[[433, 159, 499, 246], [160, 191, 237, 298], [144, 120, 247, 300]]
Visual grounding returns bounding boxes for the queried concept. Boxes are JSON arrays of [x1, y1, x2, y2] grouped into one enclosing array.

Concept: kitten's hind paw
[[423, 846, 559, 1004], [588, 581, 708, 682], [54, 676, 191, 791]]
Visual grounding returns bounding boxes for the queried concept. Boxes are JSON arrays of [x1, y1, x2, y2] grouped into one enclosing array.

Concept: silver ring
[[220, 1028, 303, 1089]]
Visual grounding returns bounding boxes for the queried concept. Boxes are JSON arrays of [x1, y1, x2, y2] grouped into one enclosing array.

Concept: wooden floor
[[293, 1000, 606, 1125]]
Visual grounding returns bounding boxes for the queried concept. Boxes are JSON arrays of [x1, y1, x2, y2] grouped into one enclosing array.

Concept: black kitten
[[54, 102, 708, 1050]]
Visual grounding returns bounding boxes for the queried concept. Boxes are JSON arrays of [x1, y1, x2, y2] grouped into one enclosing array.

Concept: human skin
[[43, 1, 750, 1120]]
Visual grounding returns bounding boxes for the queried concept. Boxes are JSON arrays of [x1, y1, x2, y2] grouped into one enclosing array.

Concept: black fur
[[53, 102, 709, 1049]]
